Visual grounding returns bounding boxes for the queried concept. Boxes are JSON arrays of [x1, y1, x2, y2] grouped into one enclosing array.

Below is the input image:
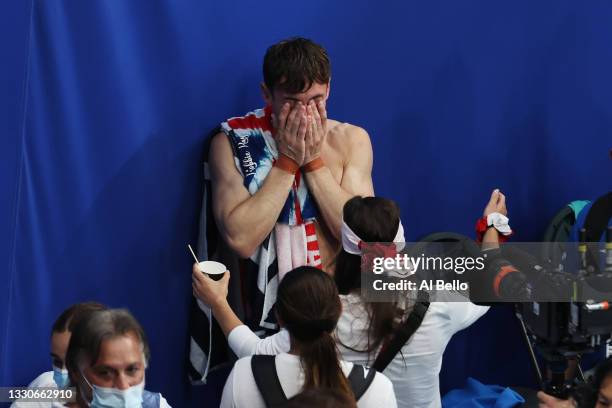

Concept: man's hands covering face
[[304, 100, 327, 165], [273, 100, 326, 166], [273, 102, 307, 165]]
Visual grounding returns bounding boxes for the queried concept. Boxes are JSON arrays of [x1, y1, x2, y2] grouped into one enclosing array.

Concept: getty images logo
[[368, 247, 486, 276]]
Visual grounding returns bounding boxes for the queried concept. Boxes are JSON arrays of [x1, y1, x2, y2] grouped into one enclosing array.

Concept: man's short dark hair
[[52, 302, 107, 334], [263, 37, 330, 94], [65, 308, 150, 373]]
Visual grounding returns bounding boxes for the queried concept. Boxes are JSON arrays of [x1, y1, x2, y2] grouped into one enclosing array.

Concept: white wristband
[[486, 212, 512, 236]]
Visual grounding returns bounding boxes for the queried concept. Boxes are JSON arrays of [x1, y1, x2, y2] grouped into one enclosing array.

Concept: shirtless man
[[210, 37, 374, 271]]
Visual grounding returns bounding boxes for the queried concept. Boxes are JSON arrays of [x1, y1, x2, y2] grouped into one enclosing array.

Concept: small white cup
[[199, 261, 227, 281]]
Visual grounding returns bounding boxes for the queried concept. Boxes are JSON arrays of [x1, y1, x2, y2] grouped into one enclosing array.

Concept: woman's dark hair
[[65, 308, 150, 375], [573, 357, 612, 407], [335, 196, 405, 356], [52, 302, 107, 334], [283, 387, 357, 408], [263, 37, 330, 94], [276, 266, 354, 402]]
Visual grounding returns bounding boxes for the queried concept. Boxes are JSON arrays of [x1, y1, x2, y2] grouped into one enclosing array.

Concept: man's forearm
[[222, 167, 295, 257], [303, 167, 354, 239]]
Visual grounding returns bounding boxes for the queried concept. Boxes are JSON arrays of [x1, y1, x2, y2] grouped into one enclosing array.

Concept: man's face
[[50, 330, 71, 369], [263, 81, 330, 127], [82, 334, 145, 393]]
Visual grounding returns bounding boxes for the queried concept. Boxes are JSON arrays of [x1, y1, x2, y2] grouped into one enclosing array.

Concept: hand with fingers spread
[[192, 262, 230, 309], [303, 100, 327, 166], [483, 188, 507, 217], [272, 102, 308, 166]]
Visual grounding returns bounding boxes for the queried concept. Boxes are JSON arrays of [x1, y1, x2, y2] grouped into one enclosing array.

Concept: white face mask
[[81, 371, 144, 408]]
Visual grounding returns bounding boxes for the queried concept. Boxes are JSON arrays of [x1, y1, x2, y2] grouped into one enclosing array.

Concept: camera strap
[[372, 291, 430, 372], [251, 355, 376, 405]]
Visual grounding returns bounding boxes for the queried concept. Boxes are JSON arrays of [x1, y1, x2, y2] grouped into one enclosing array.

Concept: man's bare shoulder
[[326, 119, 371, 151], [209, 131, 232, 161], [326, 120, 372, 163], [208, 130, 242, 181]]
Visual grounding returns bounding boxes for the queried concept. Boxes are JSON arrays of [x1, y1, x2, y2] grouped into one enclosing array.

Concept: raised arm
[[302, 101, 374, 238], [480, 189, 508, 249], [211, 103, 315, 258], [192, 265, 290, 357], [210, 131, 295, 258]]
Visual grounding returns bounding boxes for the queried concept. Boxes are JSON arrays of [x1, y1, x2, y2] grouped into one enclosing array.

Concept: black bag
[[251, 355, 376, 407]]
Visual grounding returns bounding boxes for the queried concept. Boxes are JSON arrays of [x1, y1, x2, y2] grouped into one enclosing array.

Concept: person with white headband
[[192, 189, 510, 407], [332, 193, 508, 408]]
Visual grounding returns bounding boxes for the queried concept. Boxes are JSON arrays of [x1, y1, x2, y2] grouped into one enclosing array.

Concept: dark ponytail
[[276, 266, 354, 401], [335, 196, 406, 357], [284, 387, 357, 408]]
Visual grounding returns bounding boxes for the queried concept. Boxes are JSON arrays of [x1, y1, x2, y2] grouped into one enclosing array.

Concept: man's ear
[[261, 82, 273, 106], [325, 78, 331, 100]]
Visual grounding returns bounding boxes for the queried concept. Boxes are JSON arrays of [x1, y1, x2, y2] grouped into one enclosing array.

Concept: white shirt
[[10, 371, 172, 408], [337, 293, 488, 408], [10, 371, 65, 408], [156, 394, 172, 408], [220, 353, 397, 408], [227, 293, 488, 408]]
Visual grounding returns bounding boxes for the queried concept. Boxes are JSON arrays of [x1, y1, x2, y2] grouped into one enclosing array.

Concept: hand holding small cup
[[192, 261, 230, 308]]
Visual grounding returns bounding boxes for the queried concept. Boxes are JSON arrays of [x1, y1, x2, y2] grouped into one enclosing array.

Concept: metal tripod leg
[[576, 358, 585, 382], [516, 310, 545, 389]]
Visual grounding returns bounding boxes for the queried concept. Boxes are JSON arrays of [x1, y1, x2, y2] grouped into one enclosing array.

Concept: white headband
[[341, 219, 405, 255]]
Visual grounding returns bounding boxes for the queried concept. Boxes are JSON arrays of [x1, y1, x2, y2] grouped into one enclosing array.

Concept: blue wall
[[1, 1, 611, 406]]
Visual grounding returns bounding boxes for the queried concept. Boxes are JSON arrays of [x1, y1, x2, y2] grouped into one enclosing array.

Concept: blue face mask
[[52, 366, 70, 388], [81, 372, 144, 408]]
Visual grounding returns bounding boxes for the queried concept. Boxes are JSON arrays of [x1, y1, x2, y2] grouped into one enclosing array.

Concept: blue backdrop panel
[[1, 1, 611, 407], [1, 0, 34, 392]]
